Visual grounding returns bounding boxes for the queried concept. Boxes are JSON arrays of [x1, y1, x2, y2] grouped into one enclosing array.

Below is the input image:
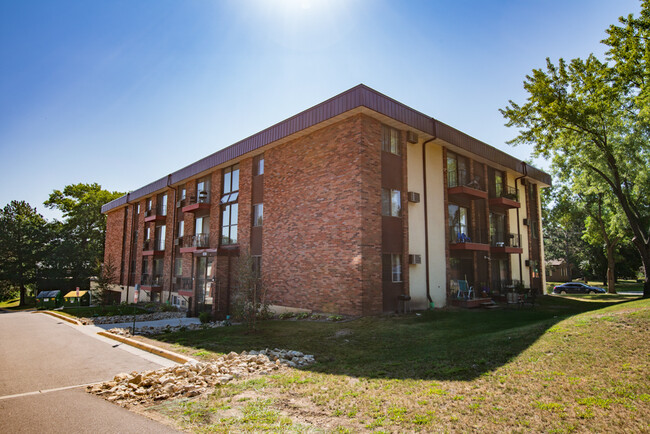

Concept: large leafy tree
[[44, 183, 123, 290], [0, 201, 51, 306], [501, 2, 650, 297]]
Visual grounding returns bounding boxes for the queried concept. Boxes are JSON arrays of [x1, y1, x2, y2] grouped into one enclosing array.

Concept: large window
[[158, 193, 167, 216], [174, 258, 182, 277], [391, 254, 402, 282], [494, 171, 504, 198], [381, 188, 401, 217], [155, 225, 166, 250], [253, 203, 263, 227], [254, 154, 264, 176], [448, 204, 469, 242], [447, 152, 470, 188], [221, 164, 240, 246], [381, 125, 400, 155]]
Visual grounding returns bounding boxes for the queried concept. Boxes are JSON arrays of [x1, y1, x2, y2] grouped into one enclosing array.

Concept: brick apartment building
[[102, 85, 550, 317]]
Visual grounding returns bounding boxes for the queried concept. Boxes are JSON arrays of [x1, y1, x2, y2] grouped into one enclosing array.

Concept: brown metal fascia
[[422, 118, 438, 304]]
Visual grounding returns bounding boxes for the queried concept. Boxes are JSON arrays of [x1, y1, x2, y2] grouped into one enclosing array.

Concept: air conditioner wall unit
[[409, 254, 422, 265], [407, 191, 420, 203], [407, 131, 418, 144], [523, 218, 529, 226]]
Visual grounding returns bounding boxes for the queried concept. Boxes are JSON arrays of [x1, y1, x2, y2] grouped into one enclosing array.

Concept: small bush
[[199, 311, 211, 324]]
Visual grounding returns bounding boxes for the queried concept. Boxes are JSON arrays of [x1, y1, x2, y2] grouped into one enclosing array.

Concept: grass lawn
[[60, 305, 149, 318], [0, 297, 36, 310], [145, 295, 649, 433]]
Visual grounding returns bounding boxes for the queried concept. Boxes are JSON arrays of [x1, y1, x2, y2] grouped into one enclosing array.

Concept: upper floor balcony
[[181, 191, 211, 214], [144, 205, 168, 223], [490, 232, 523, 254], [142, 238, 165, 256], [173, 276, 193, 297], [179, 233, 210, 253], [449, 228, 490, 252], [141, 273, 163, 291], [489, 185, 520, 210], [447, 169, 488, 201]]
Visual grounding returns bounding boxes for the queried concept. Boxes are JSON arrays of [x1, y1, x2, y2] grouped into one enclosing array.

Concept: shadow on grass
[[153, 295, 641, 382]]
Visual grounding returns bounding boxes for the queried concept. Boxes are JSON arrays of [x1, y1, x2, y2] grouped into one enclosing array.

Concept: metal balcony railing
[[493, 185, 519, 201], [490, 232, 521, 248], [141, 274, 163, 286], [173, 277, 193, 291], [491, 279, 523, 293], [183, 233, 209, 248], [448, 169, 485, 190], [450, 227, 489, 244]]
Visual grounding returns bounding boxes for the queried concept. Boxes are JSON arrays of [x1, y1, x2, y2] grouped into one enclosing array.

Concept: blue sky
[[0, 0, 641, 221]]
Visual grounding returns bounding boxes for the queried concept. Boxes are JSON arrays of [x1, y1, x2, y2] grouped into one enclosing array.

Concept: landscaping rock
[[87, 349, 315, 406]]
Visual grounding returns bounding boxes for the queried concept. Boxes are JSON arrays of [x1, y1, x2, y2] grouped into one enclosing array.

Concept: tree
[[501, 3, 650, 297], [44, 183, 123, 290], [232, 252, 268, 332], [0, 201, 50, 306], [93, 256, 119, 305]]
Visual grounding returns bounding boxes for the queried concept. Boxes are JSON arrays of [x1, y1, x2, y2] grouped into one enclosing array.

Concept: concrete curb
[[41, 310, 83, 325], [97, 331, 194, 364]]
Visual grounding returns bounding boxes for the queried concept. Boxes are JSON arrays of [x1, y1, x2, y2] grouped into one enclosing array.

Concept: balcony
[[181, 192, 210, 214], [142, 239, 165, 256], [141, 274, 163, 292], [490, 232, 523, 254], [144, 206, 168, 223], [179, 233, 209, 253], [489, 185, 520, 209], [449, 230, 490, 252], [448, 169, 488, 200], [174, 276, 193, 297]]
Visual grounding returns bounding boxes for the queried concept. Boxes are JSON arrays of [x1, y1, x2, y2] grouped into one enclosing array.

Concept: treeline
[[0, 183, 123, 306]]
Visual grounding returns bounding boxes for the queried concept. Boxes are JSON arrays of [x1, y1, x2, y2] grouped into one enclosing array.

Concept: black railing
[[450, 227, 490, 244], [143, 239, 164, 251], [448, 169, 485, 190], [183, 233, 209, 248], [490, 232, 521, 248], [187, 191, 210, 205], [156, 204, 167, 216], [141, 274, 163, 286], [491, 279, 523, 293], [493, 185, 519, 201], [174, 277, 193, 291]]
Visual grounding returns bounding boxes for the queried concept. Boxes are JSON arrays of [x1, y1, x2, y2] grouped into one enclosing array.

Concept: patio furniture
[[457, 280, 473, 300]]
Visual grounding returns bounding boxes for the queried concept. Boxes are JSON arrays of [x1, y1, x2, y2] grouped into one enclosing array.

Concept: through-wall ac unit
[[407, 131, 419, 144], [407, 191, 420, 203], [525, 260, 531, 267], [409, 254, 422, 265], [523, 218, 529, 226]]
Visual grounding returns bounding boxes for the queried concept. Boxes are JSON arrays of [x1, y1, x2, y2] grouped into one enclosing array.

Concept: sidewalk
[[93, 316, 201, 330]]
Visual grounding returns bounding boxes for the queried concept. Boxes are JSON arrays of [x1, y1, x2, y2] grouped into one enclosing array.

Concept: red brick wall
[[263, 114, 380, 315], [104, 208, 125, 283]]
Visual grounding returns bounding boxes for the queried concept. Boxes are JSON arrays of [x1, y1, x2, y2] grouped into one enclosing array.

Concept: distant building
[[101, 85, 550, 317], [546, 258, 572, 282]]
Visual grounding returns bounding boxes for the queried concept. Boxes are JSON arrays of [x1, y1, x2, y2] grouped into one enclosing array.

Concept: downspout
[[167, 174, 175, 303], [126, 193, 134, 303], [514, 162, 528, 284], [422, 118, 437, 304]]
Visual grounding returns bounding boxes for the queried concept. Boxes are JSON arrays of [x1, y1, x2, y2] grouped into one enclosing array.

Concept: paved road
[[0, 310, 180, 433]]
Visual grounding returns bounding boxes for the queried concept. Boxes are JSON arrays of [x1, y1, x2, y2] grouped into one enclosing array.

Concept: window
[[158, 193, 167, 216], [221, 204, 238, 245], [174, 258, 182, 277], [197, 177, 211, 203], [381, 188, 401, 217], [142, 257, 149, 276], [220, 164, 240, 246], [253, 204, 263, 226], [530, 260, 540, 279], [391, 254, 402, 282], [178, 220, 184, 238], [447, 152, 469, 188], [145, 227, 151, 242], [153, 258, 164, 280], [254, 154, 264, 176], [448, 204, 469, 242], [155, 225, 166, 250], [180, 187, 186, 201], [146, 198, 152, 212], [195, 216, 209, 247], [381, 125, 400, 155], [136, 204, 140, 214], [494, 171, 504, 198]]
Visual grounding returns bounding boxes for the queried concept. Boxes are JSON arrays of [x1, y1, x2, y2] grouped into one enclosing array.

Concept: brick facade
[[102, 85, 550, 316]]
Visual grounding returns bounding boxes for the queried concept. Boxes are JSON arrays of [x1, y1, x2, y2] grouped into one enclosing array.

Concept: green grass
[[60, 305, 149, 318], [0, 297, 36, 310], [148, 295, 650, 432]]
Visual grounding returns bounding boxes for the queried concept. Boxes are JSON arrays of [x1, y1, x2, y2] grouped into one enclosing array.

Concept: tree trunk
[[19, 283, 26, 307], [607, 245, 617, 294]]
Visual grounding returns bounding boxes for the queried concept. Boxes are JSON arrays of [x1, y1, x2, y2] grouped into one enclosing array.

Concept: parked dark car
[[553, 282, 606, 294]]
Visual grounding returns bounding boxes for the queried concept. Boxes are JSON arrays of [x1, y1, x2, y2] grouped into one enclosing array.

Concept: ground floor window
[[390, 254, 402, 282]]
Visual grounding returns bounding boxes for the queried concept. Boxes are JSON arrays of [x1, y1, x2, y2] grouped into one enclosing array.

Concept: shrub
[[198, 311, 211, 324]]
